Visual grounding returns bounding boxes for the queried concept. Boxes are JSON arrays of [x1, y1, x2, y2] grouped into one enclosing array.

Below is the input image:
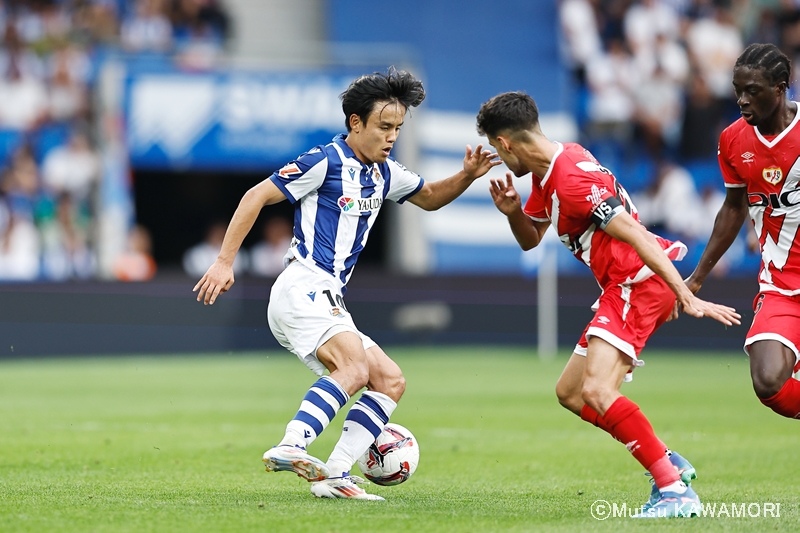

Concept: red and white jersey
[[719, 110, 800, 295], [523, 142, 686, 288]]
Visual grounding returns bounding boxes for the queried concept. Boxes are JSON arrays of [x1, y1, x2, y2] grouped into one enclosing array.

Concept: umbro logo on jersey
[[741, 152, 755, 163], [763, 167, 783, 185], [278, 163, 301, 178], [597, 316, 611, 325]]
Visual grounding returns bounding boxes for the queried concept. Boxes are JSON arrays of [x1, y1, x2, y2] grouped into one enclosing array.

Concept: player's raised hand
[[193, 260, 235, 305], [463, 144, 501, 179], [678, 293, 741, 326], [490, 172, 522, 216]]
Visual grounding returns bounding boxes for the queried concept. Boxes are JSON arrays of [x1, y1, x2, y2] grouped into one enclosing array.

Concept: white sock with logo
[[326, 391, 397, 477]]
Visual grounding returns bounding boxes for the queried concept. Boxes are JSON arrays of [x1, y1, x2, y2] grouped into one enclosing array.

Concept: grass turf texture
[[0, 348, 796, 532]]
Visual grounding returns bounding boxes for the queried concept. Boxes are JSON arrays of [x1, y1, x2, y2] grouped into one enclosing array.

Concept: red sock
[[600, 397, 678, 487], [760, 378, 800, 419], [581, 404, 667, 452]]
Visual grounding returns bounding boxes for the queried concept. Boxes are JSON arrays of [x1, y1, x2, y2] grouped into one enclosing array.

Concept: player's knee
[[369, 370, 405, 402], [555, 380, 580, 412], [580, 381, 607, 413], [751, 369, 784, 399]]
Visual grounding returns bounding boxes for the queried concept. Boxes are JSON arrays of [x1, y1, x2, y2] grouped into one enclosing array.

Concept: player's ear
[[349, 113, 362, 133], [497, 135, 513, 153]]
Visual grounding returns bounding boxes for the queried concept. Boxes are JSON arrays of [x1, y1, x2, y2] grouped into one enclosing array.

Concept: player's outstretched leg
[[307, 390, 397, 500], [263, 376, 349, 481], [311, 474, 385, 501], [599, 396, 700, 518]]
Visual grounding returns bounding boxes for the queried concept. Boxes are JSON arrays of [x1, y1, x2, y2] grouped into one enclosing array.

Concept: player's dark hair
[[476, 92, 540, 139], [340, 66, 426, 131], [735, 43, 791, 87]]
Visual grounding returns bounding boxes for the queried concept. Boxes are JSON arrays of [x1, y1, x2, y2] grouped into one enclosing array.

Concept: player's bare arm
[[194, 179, 288, 305], [489, 172, 549, 250], [407, 144, 500, 211], [603, 211, 741, 327], [685, 186, 749, 292]]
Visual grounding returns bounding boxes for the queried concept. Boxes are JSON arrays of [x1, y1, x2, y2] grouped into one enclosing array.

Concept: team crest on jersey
[[373, 166, 383, 184], [278, 163, 301, 178], [762, 167, 783, 185], [329, 307, 345, 318]]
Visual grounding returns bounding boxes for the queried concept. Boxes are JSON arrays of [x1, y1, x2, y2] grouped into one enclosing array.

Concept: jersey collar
[[539, 141, 564, 188], [754, 102, 800, 148]]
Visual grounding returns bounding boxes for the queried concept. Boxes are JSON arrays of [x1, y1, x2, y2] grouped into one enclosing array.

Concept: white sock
[[278, 376, 349, 448], [659, 480, 687, 494], [326, 391, 397, 477]]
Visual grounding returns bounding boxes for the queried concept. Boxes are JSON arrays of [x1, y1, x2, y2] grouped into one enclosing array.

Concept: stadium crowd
[[0, 0, 229, 281], [560, 0, 794, 262]]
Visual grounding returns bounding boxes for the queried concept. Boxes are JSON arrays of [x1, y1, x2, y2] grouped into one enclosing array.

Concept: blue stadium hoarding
[[124, 70, 354, 171]]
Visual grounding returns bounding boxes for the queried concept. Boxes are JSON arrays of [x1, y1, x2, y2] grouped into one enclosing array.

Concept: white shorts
[[267, 260, 376, 375]]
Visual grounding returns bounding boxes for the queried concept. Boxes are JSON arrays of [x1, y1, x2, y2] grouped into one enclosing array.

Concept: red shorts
[[575, 275, 675, 364], [746, 291, 800, 369]]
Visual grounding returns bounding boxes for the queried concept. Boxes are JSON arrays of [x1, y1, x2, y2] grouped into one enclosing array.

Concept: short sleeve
[[385, 159, 424, 203], [718, 128, 746, 188], [523, 181, 548, 221], [269, 147, 328, 203], [561, 170, 625, 229]]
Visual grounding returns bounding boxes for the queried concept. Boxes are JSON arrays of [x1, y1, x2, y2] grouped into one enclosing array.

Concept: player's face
[[488, 136, 527, 177], [347, 101, 406, 165], [732, 66, 784, 126]]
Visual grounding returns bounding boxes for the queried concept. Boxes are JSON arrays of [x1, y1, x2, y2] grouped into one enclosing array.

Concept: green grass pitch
[[0, 347, 796, 532]]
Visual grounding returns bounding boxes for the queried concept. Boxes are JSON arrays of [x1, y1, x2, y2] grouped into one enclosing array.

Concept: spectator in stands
[[183, 220, 247, 278], [585, 37, 638, 146], [678, 73, 725, 161], [0, 193, 40, 280], [632, 162, 703, 239], [623, 0, 681, 60], [633, 61, 684, 159], [113, 224, 157, 281], [559, 0, 602, 84], [72, 0, 120, 46], [685, 5, 743, 105], [0, 24, 48, 130], [121, 0, 173, 52], [249, 216, 292, 277], [1, 145, 40, 218], [47, 44, 91, 122], [41, 129, 100, 205], [40, 191, 95, 280]]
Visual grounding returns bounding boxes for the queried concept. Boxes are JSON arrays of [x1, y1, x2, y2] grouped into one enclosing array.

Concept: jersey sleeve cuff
[[269, 175, 298, 203], [724, 183, 747, 188], [397, 177, 425, 204]]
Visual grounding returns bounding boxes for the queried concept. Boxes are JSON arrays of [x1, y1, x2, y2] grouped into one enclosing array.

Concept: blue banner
[[124, 70, 353, 171]]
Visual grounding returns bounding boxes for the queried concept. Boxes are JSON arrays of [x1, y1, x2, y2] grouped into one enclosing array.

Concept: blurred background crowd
[[0, 0, 231, 281], [0, 0, 795, 282]]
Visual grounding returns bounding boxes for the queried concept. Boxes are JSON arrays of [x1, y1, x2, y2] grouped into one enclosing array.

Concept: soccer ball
[[357, 423, 419, 486]]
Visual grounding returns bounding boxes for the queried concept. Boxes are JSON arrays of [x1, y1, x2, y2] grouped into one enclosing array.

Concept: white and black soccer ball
[[357, 423, 419, 486]]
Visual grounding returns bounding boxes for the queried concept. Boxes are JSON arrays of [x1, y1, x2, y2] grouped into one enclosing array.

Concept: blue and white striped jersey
[[270, 134, 424, 287]]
